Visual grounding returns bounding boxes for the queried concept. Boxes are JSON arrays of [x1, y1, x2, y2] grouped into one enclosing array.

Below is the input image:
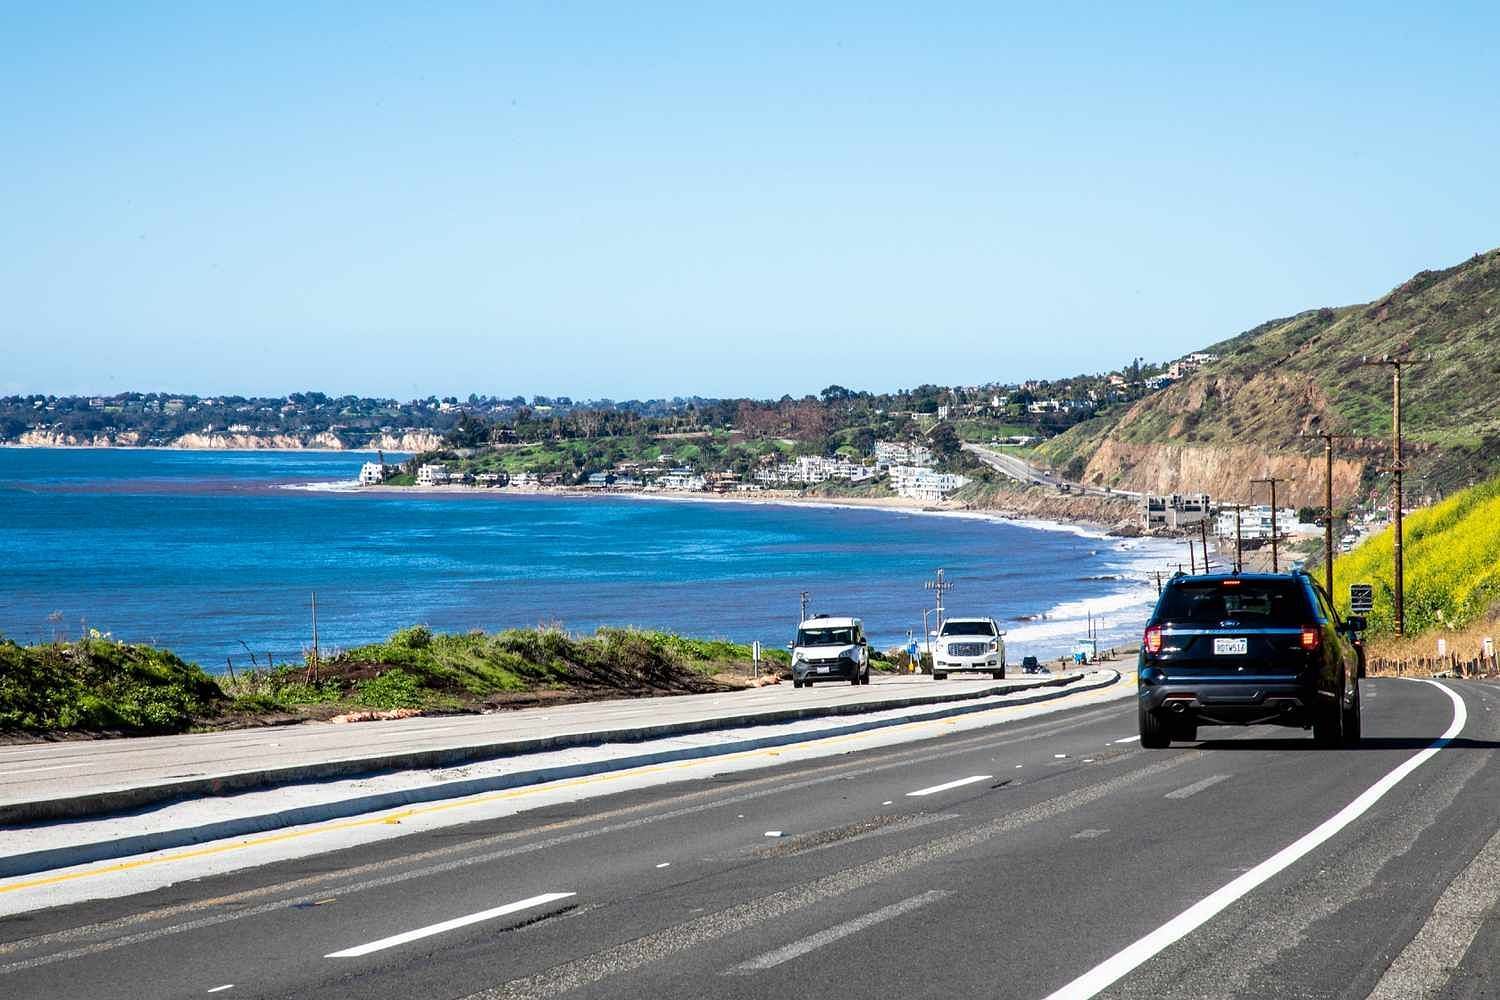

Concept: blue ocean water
[[0, 449, 1181, 669]]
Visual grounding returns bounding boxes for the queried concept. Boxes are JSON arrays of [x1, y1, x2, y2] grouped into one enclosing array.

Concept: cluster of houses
[[359, 437, 974, 502], [1140, 491, 1384, 552], [753, 455, 878, 487]]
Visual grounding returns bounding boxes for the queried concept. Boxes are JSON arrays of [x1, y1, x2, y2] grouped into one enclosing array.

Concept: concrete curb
[[0, 671, 1120, 878], [2, 672, 1090, 826]]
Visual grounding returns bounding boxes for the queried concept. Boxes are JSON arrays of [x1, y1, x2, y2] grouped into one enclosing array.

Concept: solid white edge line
[[325, 892, 575, 958], [206, 987, 233, 994], [907, 774, 994, 797], [1042, 679, 1466, 1000]]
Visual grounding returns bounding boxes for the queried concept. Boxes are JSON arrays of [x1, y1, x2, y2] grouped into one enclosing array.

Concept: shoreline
[[300, 480, 1127, 536], [0, 443, 401, 455]]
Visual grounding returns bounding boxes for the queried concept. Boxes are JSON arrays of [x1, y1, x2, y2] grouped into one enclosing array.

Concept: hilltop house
[[874, 441, 934, 468]]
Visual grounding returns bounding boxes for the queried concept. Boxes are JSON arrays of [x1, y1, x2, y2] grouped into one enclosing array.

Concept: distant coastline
[[301, 479, 1136, 535]]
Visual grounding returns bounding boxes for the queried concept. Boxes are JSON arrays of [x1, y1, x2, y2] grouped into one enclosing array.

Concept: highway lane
[[3, 678, 1498, 1000]]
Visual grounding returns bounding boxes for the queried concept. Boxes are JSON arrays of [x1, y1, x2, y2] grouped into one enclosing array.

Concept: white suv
[[932, 617, 1006, 680]]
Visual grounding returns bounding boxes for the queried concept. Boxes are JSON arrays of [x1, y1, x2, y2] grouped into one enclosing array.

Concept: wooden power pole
[[1303, 432, 1350, 603], [1360, 354, 1424, 636]]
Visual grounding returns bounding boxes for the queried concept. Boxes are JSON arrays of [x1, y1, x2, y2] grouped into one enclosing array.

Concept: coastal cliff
[[1038, 247, 1500, 502], [9, 429, 445, 452]]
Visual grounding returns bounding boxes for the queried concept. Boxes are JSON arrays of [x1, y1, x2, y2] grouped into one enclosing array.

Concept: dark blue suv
[[1137, 572, 1365, 748]]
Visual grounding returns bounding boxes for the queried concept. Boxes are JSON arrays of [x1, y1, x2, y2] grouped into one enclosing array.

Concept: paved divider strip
[[1, 673, 1084, 827], [0, 671, 1118, 879]]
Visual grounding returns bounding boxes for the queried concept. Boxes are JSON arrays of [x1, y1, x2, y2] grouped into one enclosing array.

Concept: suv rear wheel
[[1314, 685, 1345, 747], [1342, 684, 1362, 744], [1139, 704, 1172, 749]]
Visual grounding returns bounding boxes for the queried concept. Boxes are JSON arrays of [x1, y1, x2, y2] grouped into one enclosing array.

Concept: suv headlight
[[989, 640, 999, 651]]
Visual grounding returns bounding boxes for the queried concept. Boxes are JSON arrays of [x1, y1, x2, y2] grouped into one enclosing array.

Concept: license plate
[[817, 665, 830, 673], [1214, 638, 1248, 656]]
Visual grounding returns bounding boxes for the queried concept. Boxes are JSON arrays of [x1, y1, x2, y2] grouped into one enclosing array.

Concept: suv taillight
[[1144, 625, 1163, 654], [1300, 626, 1322, 651]]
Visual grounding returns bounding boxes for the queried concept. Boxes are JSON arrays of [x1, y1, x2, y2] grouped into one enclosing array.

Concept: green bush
[[0, 638, 224, 734], [356, 668, 424, 709]]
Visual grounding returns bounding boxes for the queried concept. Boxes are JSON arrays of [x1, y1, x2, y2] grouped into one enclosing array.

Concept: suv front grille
[[947, 642, 989, 657]]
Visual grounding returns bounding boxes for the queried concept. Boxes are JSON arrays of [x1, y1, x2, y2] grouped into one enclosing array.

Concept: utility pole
[[1250, 477, 1293, 572], [799, 590, 811, 625], [1302, 431, 1350, 604], [1360, 354, 1425, 637], [308, 591, 320, 685], [1218, 503, 1247, 573], [924, 568, 954, 633], [1198, 518, 1212, 574], [1188, 539, 1197, 574]]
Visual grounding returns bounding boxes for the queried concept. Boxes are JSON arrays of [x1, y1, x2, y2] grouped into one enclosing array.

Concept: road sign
[[1349, 584, 1374, 615]]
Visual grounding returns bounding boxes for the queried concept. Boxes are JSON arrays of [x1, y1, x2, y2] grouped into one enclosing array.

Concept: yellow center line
[[1, 680, 1122, 895]]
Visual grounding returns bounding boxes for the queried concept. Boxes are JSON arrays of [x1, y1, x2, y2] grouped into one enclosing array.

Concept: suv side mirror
[[1343, 616, 1367, 633], [786, 641, 795, 650]]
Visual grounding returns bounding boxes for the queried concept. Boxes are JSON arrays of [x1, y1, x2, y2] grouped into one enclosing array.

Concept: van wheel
[[861, 671, 870, 685], [933, 671, 947, 680], [991, 670, 1004, 680], [793, 679, 803, 688], [1139, 706, 1171, 749]]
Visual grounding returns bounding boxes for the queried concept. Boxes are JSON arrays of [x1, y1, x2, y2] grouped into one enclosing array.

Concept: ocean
[[0, 448, 1184, 669]]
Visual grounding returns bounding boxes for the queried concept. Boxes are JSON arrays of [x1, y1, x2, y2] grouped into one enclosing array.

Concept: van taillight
[[1144, 625, 1163, 654], [1300, 627, 1322, 651]]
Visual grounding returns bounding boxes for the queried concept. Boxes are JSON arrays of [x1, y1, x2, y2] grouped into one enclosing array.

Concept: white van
[[790, 616, 870, 687]]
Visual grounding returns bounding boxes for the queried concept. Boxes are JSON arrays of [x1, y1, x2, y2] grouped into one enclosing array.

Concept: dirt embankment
[[959, 484, 1139, 533], [1081, 440, 1366, 509]]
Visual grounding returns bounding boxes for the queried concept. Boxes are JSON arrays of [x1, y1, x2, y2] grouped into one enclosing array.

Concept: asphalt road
[[4, 677, 1499, 1000]]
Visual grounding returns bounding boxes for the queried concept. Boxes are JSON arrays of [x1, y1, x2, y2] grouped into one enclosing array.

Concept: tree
[[928, 423, 960, 460]]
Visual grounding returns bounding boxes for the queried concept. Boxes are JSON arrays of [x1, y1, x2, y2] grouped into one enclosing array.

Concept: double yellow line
[[2, 678, 1121, 895]]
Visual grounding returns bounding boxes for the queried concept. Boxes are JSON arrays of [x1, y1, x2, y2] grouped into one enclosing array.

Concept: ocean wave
[[277, 480, 361, 493]]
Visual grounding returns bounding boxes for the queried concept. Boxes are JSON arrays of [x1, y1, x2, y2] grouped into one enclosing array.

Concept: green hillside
[[1333, 474, 1500, 636], [1039, 248, 1500, 495]]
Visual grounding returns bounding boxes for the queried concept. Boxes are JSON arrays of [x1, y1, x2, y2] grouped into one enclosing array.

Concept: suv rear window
[[1155, 579, 1311, 627]]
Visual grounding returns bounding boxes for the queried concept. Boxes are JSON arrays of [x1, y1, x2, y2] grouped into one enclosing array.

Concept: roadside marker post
[[752, 640, 761, 678]]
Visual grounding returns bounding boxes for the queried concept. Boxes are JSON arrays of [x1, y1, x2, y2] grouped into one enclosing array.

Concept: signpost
[[1350, 583, 1374, 616], [752, 640, 761, 678]]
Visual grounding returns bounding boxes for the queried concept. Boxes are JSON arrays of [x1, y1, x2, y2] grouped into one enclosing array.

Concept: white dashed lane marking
[[725, 891, 952, 973], [1164, 775, 1230, 800], [325, 892, 575, 958], [907, 775, 993, 797]]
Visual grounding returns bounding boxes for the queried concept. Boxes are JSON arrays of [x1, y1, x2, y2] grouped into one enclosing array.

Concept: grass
[[0, 623, 841, 738], [0, 634, 224, 734], [1334, 474, 1500, 636]]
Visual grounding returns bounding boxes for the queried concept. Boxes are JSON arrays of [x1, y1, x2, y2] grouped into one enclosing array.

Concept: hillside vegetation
[[0, 626, 789, 738], [1333, 474, 1500, 637], [1039, 248, 1500, 503]]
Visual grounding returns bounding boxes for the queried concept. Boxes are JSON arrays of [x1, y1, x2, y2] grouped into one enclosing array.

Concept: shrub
[[356, 668, 424, 709]]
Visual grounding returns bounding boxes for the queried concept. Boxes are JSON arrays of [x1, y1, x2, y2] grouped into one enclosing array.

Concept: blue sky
[[3, 3, 1497, 400]]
